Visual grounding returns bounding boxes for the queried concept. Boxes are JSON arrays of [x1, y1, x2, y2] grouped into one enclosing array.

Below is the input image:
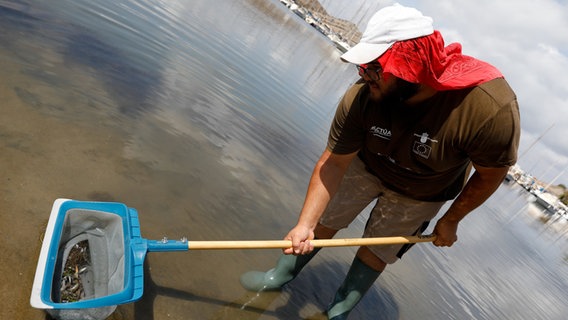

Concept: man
[[241, 3, 520, 319]]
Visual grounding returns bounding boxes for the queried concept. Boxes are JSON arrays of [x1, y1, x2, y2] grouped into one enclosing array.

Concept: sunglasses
[[357, 64, 382, 81]]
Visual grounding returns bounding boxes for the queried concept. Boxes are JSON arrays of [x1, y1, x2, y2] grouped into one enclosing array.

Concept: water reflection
[[63, 32, 163, 116]]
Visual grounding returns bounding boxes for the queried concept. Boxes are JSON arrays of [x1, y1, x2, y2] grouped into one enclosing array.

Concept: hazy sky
[[319, 0, 568, 185]]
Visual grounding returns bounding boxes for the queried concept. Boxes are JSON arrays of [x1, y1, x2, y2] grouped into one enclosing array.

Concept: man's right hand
[[282, 149, 356, 256], [283, 225, 315, 255]]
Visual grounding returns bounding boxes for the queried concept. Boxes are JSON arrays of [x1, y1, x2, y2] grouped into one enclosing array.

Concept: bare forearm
[[284, 150, 357, 254], [441, 165, 508, 222], [297, 150, 354, 229], [433, 164, 508, 247]]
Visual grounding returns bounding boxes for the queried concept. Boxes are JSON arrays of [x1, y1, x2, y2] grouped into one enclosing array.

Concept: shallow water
[[1, 0, 567, 319]]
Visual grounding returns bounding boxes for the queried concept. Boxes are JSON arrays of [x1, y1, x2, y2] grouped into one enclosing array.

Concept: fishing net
[[47, 209, 125, 320]]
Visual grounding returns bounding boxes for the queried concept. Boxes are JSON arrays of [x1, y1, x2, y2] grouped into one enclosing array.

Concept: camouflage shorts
[[319, 156, 445, 264]]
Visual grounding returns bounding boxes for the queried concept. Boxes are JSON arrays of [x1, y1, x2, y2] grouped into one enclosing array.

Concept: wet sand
[[0, 41, 201, 318], [0, 46, 124, 319]]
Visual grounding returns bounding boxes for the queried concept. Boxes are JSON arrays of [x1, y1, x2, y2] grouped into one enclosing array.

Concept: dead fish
[[70, 283, 80, 292]]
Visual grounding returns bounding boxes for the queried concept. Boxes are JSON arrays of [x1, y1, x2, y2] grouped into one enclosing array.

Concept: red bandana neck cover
[[377, 30, 503, 90]]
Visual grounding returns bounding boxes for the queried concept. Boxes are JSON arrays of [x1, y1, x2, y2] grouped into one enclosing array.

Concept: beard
[[393, 78, 421, 101], [367, 77, 421, 103]]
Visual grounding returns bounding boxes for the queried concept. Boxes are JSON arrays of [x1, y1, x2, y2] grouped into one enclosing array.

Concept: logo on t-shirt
[[370, 126, 391, 140], [413, 132, 438, 159]]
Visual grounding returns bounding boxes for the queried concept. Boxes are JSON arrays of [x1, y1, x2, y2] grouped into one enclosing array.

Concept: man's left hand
[[432, 218, 459, 247]]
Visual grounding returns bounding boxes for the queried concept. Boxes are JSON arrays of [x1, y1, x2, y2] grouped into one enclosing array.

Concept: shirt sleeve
[[467, 99, 521, 167], [327, 83, 367, 154]]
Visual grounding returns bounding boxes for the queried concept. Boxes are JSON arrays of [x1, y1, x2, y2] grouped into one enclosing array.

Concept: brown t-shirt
[[327, 78, 520, 201]]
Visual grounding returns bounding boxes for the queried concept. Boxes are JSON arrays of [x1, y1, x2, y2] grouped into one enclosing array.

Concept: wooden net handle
[[186, 234, 436, 250]]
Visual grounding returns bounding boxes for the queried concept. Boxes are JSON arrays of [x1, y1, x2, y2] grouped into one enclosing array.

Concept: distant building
[[294, 0, 362, 46]]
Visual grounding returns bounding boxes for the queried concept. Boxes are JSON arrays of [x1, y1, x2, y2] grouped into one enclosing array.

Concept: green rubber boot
[[240, 248, 320, 291], [326, 256, 382, 320]]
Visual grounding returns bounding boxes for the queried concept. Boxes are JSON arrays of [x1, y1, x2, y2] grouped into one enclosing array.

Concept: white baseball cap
[[340, 3, 434, 64]]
